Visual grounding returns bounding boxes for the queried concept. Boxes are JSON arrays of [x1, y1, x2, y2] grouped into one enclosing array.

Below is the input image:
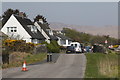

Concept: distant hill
[[49, 22, 118, 39]]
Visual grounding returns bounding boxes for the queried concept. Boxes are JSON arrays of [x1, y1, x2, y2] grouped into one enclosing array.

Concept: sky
[[2, 2, 118, 27]]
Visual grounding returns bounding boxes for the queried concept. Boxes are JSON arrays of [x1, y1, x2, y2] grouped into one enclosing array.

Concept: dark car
[[66, 46, 75, 53]]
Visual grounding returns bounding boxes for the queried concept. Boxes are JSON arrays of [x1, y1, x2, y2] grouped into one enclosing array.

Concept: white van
[[70, 42, 82, 53]]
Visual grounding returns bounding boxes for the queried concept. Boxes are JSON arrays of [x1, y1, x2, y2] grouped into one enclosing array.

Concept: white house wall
[[63, 40, 71, 47], [57, 36, 71, 47], [1, 15, 32, 43], [57, 37, 62, 46], [34, 22, 50, 43]]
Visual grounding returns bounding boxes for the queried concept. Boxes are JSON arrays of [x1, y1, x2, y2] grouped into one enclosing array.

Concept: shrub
[[46, 40, 60, 53], [3, 39, 35, 53]]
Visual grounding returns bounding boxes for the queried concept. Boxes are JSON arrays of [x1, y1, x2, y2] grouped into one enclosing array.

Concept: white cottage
[[34, 20, 58, 43], [1, 14, 45, 44], [55, 33, 73, 47]]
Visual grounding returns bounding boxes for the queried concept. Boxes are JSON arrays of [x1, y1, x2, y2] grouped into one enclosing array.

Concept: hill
[[49, 22, 118, 39]]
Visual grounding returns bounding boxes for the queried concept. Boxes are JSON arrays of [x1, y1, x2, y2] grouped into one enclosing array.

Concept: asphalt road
[[2, 54, 86, 78], [0, 56, 2, 79]]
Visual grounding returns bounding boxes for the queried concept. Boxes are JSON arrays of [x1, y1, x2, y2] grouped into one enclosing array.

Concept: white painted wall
[[57, 36, 72, 47], [63, 40, 71, 47], [34, 22, 50, 43], [57, 37, 62, 46], [1, 15, 32, 43]]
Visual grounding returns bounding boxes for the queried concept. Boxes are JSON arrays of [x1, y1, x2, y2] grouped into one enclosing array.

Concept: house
[[54, 30, 73, 47], [1, 14, 45, 44], [34, 20, 58, 43]]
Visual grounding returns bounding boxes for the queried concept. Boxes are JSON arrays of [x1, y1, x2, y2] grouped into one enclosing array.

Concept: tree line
[[62, 28, 119, 45]]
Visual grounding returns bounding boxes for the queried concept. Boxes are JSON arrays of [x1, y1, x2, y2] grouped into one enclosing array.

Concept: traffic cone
[[22, 61, 28, 71]]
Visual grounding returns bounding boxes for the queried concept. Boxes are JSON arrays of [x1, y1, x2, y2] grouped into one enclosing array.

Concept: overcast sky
[[2, 2, 118, 27]]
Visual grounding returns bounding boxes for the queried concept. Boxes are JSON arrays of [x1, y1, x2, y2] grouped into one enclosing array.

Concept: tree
[[2, 8, 14, 19], [2, 8, 27, 26], [63, 28, 118, 45], [34, 14, 47, 23]]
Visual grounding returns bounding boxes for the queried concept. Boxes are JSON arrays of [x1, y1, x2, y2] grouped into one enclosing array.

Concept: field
[[85, 53, 119, 78]]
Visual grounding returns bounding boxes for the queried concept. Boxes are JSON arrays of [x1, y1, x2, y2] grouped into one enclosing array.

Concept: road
[[0, 55, 2, 80], [2, 54, 86, 78]]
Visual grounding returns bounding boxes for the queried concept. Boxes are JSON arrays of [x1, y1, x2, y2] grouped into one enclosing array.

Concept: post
[[105, 40, 108, 54], [50, 54, 52, 62], [47, 54, 49, 62]]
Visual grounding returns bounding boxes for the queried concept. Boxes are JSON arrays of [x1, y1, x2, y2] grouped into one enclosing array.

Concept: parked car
[[66, 46, 75, 53], [85, 46, 91, 53], [70, 42, 82, 53], [114, 45, 120, 52], [92, 44, 106, 53]]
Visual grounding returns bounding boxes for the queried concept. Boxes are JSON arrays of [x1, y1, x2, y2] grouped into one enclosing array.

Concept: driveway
[[2, 54, 86, 78]]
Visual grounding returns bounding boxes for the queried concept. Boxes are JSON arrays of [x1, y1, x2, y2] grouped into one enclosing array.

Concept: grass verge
[[2, 53, 47, 69], [85, 53, 119, 78]]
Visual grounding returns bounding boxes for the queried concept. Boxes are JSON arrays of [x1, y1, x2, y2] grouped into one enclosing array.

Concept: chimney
[[19, 12, 24, 18], [39, 19, 43, 24]]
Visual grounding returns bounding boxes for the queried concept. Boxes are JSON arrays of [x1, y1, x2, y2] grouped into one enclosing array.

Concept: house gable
[[1, 15, 32, 39], [34, 22, 50, 43]]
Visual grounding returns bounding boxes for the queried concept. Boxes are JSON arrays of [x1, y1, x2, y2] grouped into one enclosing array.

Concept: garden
[[2, 39, 60, 68]]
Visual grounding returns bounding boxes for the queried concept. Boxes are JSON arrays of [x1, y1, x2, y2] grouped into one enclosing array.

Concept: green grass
[[85, 53, 119, 78], [24, 53, 47, 64], [2, 53, 47, 69]]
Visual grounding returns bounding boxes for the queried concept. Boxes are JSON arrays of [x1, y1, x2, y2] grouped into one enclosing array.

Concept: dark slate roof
[[55, 34, 72, 41], [37, 22, 58, 40], [49, 35, 58, 40], [14, 15, 45, 40], [37, 22, 50, 30]]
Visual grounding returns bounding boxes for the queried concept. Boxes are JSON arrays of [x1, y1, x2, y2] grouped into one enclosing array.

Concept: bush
[[46, 40, 60, 53], [3, 39, 35, 53]]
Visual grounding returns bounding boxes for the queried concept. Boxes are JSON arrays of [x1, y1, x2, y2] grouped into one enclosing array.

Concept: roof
[[37, 22, 58, 40], [37, 22, 50, 30], [14, 15, 45, 40], [55, 34, 72, 41]]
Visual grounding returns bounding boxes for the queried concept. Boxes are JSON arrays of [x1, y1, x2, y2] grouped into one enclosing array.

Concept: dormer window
[[31, 26, 34, 32], [27, 25, 37, 33], [34, 26, 37, 33], [46, 29, 53, 35]]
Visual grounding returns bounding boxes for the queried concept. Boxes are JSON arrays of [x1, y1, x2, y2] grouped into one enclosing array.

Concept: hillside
[[49, 22, 118, 39], [62, 28, 118, 45]]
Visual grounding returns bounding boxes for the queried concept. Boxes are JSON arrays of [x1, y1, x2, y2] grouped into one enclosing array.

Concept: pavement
[[2, 53, 86, 78]]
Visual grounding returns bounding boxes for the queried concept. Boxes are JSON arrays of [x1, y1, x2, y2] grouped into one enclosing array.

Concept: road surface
[[2, 54, 86, 78]]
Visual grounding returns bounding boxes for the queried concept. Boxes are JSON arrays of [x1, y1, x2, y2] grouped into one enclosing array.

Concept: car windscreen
[[67, 46, 75, 50]]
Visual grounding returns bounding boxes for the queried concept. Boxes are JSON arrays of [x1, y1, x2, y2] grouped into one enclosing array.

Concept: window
[[7, 27, 10, 32], [11, 27, 13, 32], [14, 27, 17, 32], [71, 44, 74, 46], [46, 29, 53, 35], [75, 44, 77, 47], [28, 25, 37, 33], [7, 27, 17, 32], [34, 26, 37, 33]]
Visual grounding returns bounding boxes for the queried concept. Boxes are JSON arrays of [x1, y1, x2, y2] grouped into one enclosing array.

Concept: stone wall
[[33, 44, 47, 54]]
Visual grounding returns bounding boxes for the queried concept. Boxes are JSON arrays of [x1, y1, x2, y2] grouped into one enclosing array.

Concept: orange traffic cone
[[22, 61, 28, 71]]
